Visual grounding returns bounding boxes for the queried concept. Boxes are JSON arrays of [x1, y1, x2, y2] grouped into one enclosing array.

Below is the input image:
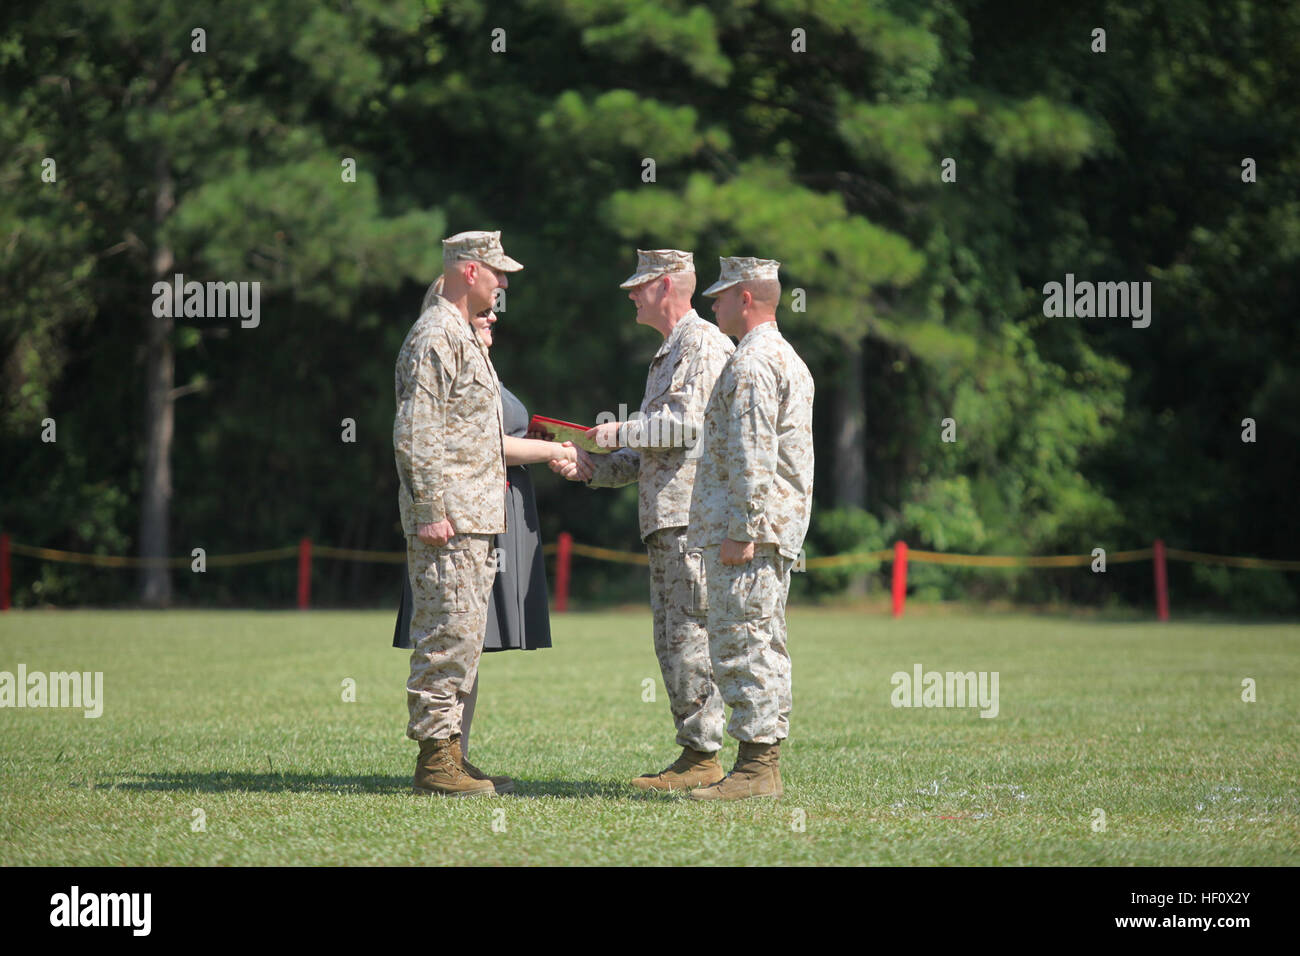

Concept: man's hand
[[586, 421, 622, 450], [417, 518, 455, 547], [720, 538, 755, 566]]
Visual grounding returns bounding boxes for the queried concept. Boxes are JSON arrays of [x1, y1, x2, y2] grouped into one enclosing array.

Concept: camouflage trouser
[[701, 544, 792, 744], [647, 527, 725, 752], [406, 532, 494, 741]]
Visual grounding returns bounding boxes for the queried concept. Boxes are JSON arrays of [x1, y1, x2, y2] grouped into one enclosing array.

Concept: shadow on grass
[[95, 772, 670, 800], [97, 772, 412, 795]]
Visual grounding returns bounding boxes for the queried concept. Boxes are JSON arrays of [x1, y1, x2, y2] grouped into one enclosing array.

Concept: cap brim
[[619, 270, 664, 290], [701, 277, 740, 297], [455, 254, 524, 272]]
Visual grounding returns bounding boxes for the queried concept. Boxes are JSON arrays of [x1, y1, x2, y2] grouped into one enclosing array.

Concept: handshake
[[548, 441, 595, 482], [531, 420, 627, 482]]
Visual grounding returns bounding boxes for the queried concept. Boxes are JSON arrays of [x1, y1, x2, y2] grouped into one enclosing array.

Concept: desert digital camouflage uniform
[[589, 254, 735, 752], [588, 309, 734, 537], [688, 320, 815, 743], [394, 293, 507, 741]]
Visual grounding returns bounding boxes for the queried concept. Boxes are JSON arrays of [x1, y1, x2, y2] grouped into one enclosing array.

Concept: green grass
[[1, 608, 1297, 865]]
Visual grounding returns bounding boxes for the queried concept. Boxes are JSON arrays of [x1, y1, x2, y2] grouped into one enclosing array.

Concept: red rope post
[[555, 531, 572, 613], [297, 537, 312, 610], [0, 533, 11, 612], [1153, 538, 1169, 622], [891, 540, 908, 618]]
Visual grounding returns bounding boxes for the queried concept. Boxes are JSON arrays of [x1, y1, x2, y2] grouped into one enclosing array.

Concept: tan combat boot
[[450, 736, 516, 795], [630, 746, 725, 791], [412, 736, 496, 797], [688, 741, 782, 801]]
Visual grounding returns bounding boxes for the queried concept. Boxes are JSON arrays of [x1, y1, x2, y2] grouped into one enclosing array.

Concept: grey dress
[[393, 384, 553, 652]]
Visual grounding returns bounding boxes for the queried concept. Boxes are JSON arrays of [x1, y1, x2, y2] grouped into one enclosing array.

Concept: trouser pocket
[[726, 555, 779, 621]]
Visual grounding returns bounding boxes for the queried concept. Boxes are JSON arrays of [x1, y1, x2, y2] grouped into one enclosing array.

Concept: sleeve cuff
[[726, 516, 756, 541], [411, 498, 446, 525]]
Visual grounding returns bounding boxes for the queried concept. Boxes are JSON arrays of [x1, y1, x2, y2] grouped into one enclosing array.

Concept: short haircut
[[669, 271, 697, 296], [420, 277, 444, 312], [444, 257, 484, 279], [742, 278, 781, 307]]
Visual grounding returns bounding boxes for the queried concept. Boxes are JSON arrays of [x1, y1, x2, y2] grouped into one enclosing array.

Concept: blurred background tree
[[2, 0, 1296, 612]]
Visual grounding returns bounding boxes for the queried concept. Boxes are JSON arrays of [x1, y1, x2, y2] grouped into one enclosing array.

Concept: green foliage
[[797, 506, 886, 597], [1191, 566, 1299, 616], [1, 0, 1297, 613], [549, 0, 731, 84], [537, 90, 728, 161]]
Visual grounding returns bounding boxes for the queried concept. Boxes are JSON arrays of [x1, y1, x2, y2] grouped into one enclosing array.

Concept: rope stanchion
[[555, 532, 572, 613], [1, 532, 1296, 617], [8, 538, 1292, 573], [1154, 538, 1169, 622], [891, 540, 907, 618], [540, 541, 648, 565]]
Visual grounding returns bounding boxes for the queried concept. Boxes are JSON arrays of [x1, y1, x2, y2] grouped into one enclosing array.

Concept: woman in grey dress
[[394, 281, 587, 772]]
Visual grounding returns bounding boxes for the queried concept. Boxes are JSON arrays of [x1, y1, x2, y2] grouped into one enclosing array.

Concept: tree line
[[2, 0, 1296, 612]]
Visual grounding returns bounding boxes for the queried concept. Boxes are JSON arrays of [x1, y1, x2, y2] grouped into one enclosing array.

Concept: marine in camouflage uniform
[[395, 231, 519, 775], [686, 256, 814, 802], [584, 250, 735, 788]]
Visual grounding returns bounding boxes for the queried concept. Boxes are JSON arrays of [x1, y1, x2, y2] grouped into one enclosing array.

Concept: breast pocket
[[642, 361, 683, 410], [472, 363, 497, 391], [457, 363, 498, 419]]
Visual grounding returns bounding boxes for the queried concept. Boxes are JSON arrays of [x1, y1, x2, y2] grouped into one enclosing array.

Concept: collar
[[431, 297, 473, 338], [738, 319, 780, 347], [653, 309, 700, 359], [431, 294, 482, 349]]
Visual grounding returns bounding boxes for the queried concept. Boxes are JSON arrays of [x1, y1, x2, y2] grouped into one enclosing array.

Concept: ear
[[463, 261, 479, 285]]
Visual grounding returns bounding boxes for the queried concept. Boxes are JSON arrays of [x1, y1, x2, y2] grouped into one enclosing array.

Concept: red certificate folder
[[527, 415, 611, 454]]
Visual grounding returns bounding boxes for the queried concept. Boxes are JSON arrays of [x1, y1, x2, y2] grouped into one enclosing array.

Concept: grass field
[[1, 608, 1297, 866]]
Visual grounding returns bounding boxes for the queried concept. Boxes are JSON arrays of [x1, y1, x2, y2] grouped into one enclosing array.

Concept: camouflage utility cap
[[620, 249, 695, 289], [702, 256, 780, 297], [443, 230, 524, 272]]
